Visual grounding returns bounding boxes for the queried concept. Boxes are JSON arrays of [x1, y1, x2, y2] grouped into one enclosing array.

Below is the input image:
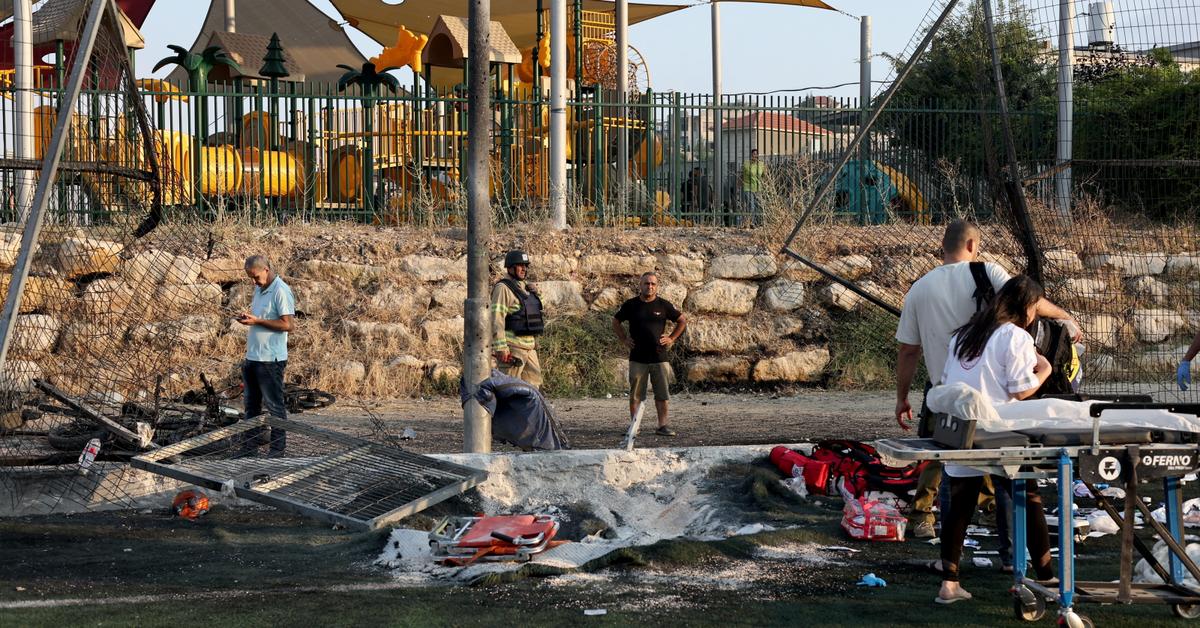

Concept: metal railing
[[4, 80, 1181, 228]]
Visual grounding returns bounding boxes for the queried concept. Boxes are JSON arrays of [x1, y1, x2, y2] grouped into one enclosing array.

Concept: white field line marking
[[0, 581, 424, 609]]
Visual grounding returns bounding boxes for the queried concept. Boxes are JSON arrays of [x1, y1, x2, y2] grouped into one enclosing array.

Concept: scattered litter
[[1072, 481, 1093, 498], [1086, 510, 1121, 536], [584, 609, 607, 616], [401, 427, 417, 440], [1100, 487, 1126, 499], [973, 550, 999, 556], [1184, 473, 1197, 483], [927, 537, 941, 545], [1045, 515, 1090, 534], [963, 538, 981, 549], [123, 548, 132, 552], [972, 557, 993, 568], [856, 573, 887, 587], [1150, 498, 1200, 527], [733, 523, 777, 536], [821, 546, 860, 553], [863, 491, 907, 511], [780, 475, 808, 498], [77, 438, 101, 475], [14, 587, 25, 592], [1136, 540, 1200, 587], [966, 525, 995, 537], [220, 479, 236, 498]]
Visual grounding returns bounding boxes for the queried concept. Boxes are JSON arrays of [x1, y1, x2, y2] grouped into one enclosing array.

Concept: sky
[[132, 0, 934, 98]]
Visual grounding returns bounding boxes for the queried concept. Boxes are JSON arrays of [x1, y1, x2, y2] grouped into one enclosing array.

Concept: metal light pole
[[859, 15, 871, 166], [711, 1, 723, 219], [549, 0, 567, 229], [615, 0, 629, 216], [1055, 0, 1074, 222], [14, 0, 34, 219], [463, 0, 493, 453]]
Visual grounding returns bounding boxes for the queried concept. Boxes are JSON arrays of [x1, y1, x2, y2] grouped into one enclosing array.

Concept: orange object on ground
[[429, 514, 564, 566], [172, 489, 210, 520]]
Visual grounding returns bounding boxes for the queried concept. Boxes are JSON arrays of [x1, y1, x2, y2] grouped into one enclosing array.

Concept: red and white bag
[[838, 479, 907, 542]]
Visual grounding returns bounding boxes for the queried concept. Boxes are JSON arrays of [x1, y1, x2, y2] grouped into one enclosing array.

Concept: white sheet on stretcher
[[926, 383, 1200, 434]]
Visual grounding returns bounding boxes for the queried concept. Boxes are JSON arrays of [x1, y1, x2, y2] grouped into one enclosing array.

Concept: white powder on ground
[[377, 444, 820, 582]]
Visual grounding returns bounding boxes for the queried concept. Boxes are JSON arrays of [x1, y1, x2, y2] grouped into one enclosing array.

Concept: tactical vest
[[500, 278, 544, 336]]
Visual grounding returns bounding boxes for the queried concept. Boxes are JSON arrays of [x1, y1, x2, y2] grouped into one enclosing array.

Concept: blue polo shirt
[[246, 275, 295, 362]]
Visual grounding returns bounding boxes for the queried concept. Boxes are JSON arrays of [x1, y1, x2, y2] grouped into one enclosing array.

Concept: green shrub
[[826, 308, 928, 390], [538, 312, 622, 397]]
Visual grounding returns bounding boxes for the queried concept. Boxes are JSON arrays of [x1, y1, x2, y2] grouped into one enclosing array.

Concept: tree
[[1073, 49, 1200, 219], [878, 1, 1055, 200]]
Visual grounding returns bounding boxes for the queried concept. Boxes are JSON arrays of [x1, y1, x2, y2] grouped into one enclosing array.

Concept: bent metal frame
[[132, 415, 487, 530]]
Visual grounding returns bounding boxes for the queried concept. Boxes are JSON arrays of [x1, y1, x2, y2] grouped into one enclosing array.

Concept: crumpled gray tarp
[[461, 370, 570, 451]]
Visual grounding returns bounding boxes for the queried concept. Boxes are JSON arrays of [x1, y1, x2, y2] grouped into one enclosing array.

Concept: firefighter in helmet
[[490, 250, 544, 388]]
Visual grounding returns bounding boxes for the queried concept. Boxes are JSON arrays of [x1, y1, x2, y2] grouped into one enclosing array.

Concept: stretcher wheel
[[1174, 603, 1200, 619], [1012, 585, 1046, 622], [1057, 611, 1092, 628]]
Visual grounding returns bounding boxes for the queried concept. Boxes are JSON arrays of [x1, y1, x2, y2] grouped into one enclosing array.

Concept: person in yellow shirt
[[490, 250, 543, 388], [739, 148, 765, 226]]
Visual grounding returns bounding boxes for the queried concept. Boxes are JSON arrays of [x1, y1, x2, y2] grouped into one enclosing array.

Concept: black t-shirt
[[614, 296, 682, 364]]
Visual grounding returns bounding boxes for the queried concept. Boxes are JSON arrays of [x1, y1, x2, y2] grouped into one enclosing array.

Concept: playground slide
[[873, 162, 930, 224]]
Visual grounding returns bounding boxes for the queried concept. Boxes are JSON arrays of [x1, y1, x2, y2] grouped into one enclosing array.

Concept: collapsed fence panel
[[132, 415, 487, 530]]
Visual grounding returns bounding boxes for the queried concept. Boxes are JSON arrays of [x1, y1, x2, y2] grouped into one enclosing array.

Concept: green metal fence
[[0, 81, 1068, 227]]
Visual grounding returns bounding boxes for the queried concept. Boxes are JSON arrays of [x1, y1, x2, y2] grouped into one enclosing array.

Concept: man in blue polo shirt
[[236, 255, 295, 457]]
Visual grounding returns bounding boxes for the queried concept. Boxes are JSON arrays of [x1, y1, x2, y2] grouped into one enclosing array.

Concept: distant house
[[1157, 41, 1200, 71], [720, 112, 833, 164]]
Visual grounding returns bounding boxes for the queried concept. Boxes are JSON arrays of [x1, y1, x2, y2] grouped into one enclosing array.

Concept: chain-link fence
[[781, 0, 1200, 402]]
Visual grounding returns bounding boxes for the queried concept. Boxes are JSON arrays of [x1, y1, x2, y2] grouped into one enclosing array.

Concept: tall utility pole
[[549, 0, 567, 230], [615, 0, 629, 217], [859, 16, 871, 167], [225, 0, 236, 33], [710, 2, 723, 218], [1055, 0, 1074, 222], [463, 0, 493, 453], [13, 0, 33, 219]]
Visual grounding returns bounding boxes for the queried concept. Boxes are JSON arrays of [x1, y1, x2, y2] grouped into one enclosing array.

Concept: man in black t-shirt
[[612, 272, 688, 436]]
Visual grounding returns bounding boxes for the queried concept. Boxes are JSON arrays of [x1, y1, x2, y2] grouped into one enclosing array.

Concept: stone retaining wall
[[4, 225, 1197, 398]]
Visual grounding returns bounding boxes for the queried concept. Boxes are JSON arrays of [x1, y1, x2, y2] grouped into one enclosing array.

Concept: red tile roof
[[723, 112, 831, 135]]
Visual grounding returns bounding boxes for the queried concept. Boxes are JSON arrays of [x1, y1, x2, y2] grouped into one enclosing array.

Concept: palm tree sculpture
[[153, 45, 242, 208], [337, 63, 399, 214]]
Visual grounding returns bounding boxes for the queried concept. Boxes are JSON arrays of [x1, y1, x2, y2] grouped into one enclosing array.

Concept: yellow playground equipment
[[517, 10, 650, 91]]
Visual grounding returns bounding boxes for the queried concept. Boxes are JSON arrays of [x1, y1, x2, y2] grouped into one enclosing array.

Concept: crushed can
[[78, 438, 101, 475]]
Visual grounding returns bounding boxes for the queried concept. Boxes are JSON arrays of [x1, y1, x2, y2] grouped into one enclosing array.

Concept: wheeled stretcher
[[876, 401, 1200, 626]]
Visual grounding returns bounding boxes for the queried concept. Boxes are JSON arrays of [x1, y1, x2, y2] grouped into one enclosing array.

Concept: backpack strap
[[1042, 319, 1067, 365], [968, 262, 996, 312]]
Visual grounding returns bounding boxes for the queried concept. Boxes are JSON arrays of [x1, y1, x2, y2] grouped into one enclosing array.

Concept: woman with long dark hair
[[935, 276, 1055, 604]]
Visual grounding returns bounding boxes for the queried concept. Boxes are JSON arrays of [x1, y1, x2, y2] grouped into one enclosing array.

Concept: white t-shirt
[[941, 323, 1041, 405], [895, 261, 1010, 382], [941, 322, 1041, 478]]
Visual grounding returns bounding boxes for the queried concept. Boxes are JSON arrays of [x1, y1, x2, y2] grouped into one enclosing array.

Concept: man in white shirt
[[894, 220, 1079, 539]]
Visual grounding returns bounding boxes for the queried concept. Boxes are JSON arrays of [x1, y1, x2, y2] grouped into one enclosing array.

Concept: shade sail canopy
[[725, 0, 835, 8], [329, 0, 690, 50]]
